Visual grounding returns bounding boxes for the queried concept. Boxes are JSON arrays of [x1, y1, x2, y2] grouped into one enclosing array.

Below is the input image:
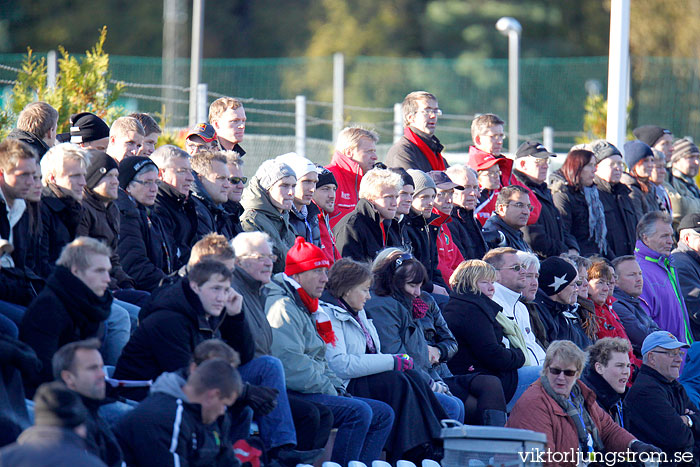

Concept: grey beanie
[[588, 139, 621, 163], [406, 169, 437, 196], [255, 159, 296, 190]]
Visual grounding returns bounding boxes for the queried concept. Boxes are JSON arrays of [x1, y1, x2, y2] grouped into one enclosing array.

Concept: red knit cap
[[285, 237, 330, 276]]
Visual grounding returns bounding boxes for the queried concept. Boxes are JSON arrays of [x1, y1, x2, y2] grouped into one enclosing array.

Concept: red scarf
[[295, 283, 337, 346], [412, 297, 429, 319], [404, 127, 446, 171]]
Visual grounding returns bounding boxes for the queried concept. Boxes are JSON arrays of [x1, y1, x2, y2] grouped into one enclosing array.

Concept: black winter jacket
[[625, 365, 700, 460], [116, 190, 173, 292], [37, 185, 82, 277], [113, 278, 254, 400], [6, 128, 50, 158], [580, 365, 626, 427], [77, 189, 134, 289], [443, 289, 524, 400], [222, 200, 244, 237], [0, 426, 106, 467], [550, 170, 604, 257], [513, 169, 576, 258], [594, 176, 637, 258], [416, 292, 458, 379], [333, 198, 403, 263], [448, 206, 489, 260], [19, 266, 112, 392], [483, 214, 533, 253], [385, 127, 447, 172], [290, 203, 321, 246], [612, 288, 661, 355], [153, 183, 199, 269], [532, 289, 592, 350], [404, 210, 446, 293], [191, 178, 238, 240], [620, 173, 657, 221], [81, 396, 123, 467], [671, 244, 700, 341]]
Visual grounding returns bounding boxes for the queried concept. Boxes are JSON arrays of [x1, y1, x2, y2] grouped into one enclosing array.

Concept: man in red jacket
[[325, 127, 378, 229]]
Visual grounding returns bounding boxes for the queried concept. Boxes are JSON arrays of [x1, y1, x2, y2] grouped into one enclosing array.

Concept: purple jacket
[[635, 240, 694, 344]]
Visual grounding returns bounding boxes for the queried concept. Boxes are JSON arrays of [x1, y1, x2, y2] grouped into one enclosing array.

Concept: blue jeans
[[0, 299, 25, 326], [102, 304, 131, 365], [0, 312, 18, 338], [113, 298, 141, 331], [507, 365, 542, 411], [290, 391, 394, 465], [435, 392, 465, 423], [238, 356, 296, 450], [98, 399, 138, 429]]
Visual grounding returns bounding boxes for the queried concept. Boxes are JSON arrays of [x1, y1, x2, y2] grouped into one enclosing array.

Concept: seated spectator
[[385, 91, 447, 172], [667, 138, 700, 229], [327, 127, 378, 228], [404, 169, 448, 295], [190, 150, 237, 239], [508, 340, 659, 464], [115, 359, 242, 467], [106, 116, 144, 163], [222, 150, 245, 237], [20, 237, 113, 392], [428, 170, 465, 284], [533, 257, 592, 349], [483, 185, 535, 253], [0, 334, 39, 446], [68, 112, 110, 151], [444, 259, 539, 411], [388, 167, 414, 252], [116, 156, 173, 292], [37, 143, 89, 278], [240, 158, 297, 273], [625, 331, 699, 462], [486, 247, 546, 366], [333, 167, 403, 263], [636, 211, 693, 344], [266, 237, 394, 465], [7, 101, 58, 157], [183, 122, 221, 156], [550, 148, 608, 257], [581, 338, 632, 426], [444, 165, 489, 259], [53, 339, 123, 466], [588, 141, 637, 258], [128, 113, 161, 157], [320, 258, 447, 462], [512, 141, 576, 258], [150, 145, 198, 269], [633, 124, 673, 160], [209, 96, 247, 154], [611, 255, 660, 356], [469, 149, 505, 225], [562, 254, 598, 344], [230, 232, 333, 455], [650, 149, 673, 214], [311, 167, 340, 263], [282, 153, 320, 245], [365, 249, 466, 423], [516, 250, 550, 351], [113, 260, 249, 401], [673, 213, 700, 340], [0, 381, 106, 466], [621, 140, 658, 220]]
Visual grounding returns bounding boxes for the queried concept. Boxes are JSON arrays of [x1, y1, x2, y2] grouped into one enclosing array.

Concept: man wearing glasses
[[625, 331, 698, 462], [512, 141, 577, 259], [483, 185, 534, 253], [667, 138, 700, 230], [445, 165, 490, 260], [190, 151, 238, 240], [385, 91, 449, 172]]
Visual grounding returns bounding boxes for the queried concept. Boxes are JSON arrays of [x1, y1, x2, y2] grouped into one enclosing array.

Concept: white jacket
[[492, 282, 546, 365]]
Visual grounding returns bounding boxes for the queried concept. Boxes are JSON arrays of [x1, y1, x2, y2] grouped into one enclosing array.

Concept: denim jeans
[[0, 312, 18, 338], [102, 303, 132, 365], [238, 356, 296, 450], [507, 365, 542, 411], [112, 298, 141, 331], [434, 392, 465, 423], [0, 299, 25, 326], [98, 399, 138, 429], [290, 391, 394, 465]]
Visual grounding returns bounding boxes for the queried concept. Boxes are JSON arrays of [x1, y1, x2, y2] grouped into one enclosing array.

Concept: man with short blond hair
[[129, 112, 161, 157], [385, 91, 448, 172], [106, 116, 145, 162], [8, 101, 58, 157], [326, 127, 379, 228], [209, 96, 246, 154], [190, 150, 238, 239]]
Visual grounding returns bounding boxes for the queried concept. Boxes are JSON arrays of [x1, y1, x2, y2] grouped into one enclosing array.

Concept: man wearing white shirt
[[484, 247, 546, 365]]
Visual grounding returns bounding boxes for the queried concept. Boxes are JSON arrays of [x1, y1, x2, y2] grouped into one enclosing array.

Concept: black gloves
[[240, 383, 279, 415], [630, 440, 663, 454]]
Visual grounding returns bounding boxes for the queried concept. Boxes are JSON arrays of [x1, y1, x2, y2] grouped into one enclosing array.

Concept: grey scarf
[[583, 185, 608, 255], [540, 375, 604, 453]]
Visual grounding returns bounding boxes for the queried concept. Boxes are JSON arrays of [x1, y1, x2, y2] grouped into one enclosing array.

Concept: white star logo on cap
[[549, 274, 568, 291]]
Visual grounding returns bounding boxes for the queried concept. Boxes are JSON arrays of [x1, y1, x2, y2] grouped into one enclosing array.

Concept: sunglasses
[[498, 263, 523, 272], [229, 176, 248, 185], [549, 367, 577, 377], [393, 253, 413, 271]]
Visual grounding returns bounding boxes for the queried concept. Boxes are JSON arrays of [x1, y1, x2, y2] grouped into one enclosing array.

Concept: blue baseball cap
[[641, 331, 689, 356]]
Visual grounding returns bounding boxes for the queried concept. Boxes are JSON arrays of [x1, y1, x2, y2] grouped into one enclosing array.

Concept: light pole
[[496, 17, 522, 155]]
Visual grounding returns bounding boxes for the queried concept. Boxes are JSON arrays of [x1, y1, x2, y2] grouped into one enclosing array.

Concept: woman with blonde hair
[[444, 259, 541, 410]]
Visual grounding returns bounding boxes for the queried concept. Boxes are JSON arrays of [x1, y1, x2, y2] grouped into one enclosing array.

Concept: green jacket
[[265, 273, 343, 395], [240, 177, 297, 273]]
